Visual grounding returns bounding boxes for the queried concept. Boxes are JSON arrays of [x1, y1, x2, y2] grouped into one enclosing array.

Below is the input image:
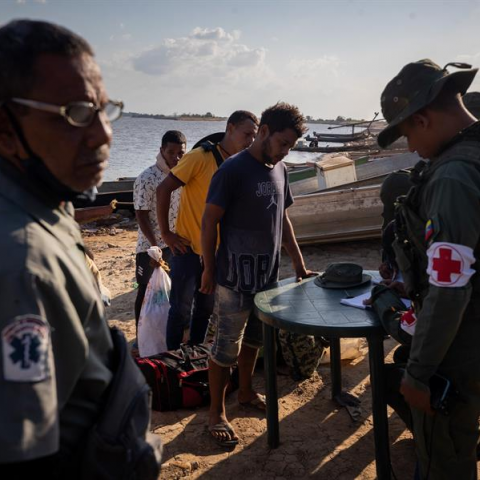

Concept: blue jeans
[[166, 249, 214, 350]]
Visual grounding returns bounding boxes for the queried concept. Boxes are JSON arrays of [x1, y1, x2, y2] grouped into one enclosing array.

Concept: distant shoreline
[[123, 112, 368, 126], [123, 112, 226, 121]]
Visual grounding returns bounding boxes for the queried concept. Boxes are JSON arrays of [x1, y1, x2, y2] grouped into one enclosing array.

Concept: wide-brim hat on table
[[315, 262, 372, 289], [378, 59, 478, 148]]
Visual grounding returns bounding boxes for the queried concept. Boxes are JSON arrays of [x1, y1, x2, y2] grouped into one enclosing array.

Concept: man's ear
[[411, 111, 430, 130], [0, 109, 20, 157], [259, 124, 270, 139]]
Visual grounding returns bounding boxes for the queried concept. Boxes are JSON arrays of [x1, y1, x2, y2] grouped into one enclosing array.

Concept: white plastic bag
[[138, 247, 171, 357], [319, 338, 366, 364]]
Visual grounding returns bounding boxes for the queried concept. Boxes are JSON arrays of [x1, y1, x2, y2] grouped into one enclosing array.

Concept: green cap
[[378, 59, 478, 148]]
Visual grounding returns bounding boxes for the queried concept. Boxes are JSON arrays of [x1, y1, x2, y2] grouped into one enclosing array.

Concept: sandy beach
[[82, 220, 427, 480]]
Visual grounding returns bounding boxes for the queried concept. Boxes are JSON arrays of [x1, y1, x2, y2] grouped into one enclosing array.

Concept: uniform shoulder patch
[[425, 219, 434, 243], [2, 315, 52, 382], [400, 308, 416, 336], [426, 242, 476, 287]]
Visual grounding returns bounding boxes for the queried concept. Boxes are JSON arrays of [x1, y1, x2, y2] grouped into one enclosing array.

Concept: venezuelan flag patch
[[425, 219, 434, 243]]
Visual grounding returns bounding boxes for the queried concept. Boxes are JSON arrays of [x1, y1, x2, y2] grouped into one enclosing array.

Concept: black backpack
[[200, 140, 224, 168]]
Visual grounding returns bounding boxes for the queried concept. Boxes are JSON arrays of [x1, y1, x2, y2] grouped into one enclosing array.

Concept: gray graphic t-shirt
[[207, 150, 294, 294]]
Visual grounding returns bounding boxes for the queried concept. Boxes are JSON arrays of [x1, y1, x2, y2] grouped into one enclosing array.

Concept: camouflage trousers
[[278, 330, 327, 380]]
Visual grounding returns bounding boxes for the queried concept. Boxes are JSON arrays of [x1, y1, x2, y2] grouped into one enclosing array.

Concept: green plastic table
[[254, 273, 391, 480]]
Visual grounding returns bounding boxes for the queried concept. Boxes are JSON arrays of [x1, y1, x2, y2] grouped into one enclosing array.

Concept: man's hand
[[162, 231, 190, 255], [378, 261, 394, 280], [383, 279, 408, 298], [400, 377, 434, 415], [199, 268, 216, 295], [295, 267, 318, 283]]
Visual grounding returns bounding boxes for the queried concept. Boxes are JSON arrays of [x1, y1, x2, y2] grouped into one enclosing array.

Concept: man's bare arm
[[282, 210, 317, 281], [135, 210, 157, 247], [156, 173, 189, 254], [199, 203, 225, 294]]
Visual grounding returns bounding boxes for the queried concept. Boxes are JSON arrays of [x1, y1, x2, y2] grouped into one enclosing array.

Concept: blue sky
[[2, 0, 480, 119]]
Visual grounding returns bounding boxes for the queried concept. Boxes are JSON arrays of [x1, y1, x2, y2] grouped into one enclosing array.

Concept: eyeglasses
[[9, 98, 124, 127]]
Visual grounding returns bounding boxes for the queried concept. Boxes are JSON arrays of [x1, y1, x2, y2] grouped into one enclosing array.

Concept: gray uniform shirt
[[0, 161, 113, 463]]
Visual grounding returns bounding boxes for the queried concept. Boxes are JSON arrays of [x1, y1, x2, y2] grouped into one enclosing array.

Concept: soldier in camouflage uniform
[[378, 59, 480, 479]]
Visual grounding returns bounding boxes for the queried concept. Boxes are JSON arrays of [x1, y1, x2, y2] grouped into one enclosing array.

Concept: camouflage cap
[[378, 59, 478, 148], [463, 91, 480, 119]]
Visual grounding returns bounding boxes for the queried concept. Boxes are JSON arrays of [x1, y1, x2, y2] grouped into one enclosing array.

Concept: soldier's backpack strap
[[200, 141, 224, 168]]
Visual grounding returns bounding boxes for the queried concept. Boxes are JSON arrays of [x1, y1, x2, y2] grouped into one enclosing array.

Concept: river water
[[106, 116, 360, 181]]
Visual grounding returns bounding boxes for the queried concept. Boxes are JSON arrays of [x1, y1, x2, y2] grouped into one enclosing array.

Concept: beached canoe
[[75, 201, 117, 224], [288, 152, 420, 243], [289, 184, 383, 244], [306, 130, 370, 143], [292, 142, 377, 153], [73, 178, 135, 211], [290, 151, 419, 197]]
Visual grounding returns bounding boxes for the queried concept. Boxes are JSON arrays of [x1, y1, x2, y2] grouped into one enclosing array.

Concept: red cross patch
[[400, 308, 416, 336], [427, 242, 475, 287]]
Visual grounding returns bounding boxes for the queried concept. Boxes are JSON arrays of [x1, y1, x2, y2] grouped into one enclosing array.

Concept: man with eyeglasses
[[0, 20, 159, 478]]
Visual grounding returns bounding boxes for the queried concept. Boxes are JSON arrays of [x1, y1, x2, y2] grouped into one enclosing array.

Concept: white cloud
[[190, 27, 239, 42], [100, 26, 378, 119], [132, 27, 266, 79]]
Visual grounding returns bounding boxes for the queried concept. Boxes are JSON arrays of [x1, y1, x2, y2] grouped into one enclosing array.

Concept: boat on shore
[[73, 177, 136, 211], [288, 152, 419, 243], [306, 130, 370, 143], [75, 201, 117, 224], [292, 141, 377, 153], [289, 184, 383, 244]]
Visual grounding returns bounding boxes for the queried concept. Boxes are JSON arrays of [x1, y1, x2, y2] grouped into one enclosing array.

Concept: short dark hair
[[260, 102, 308, 138], [0, 19, 94, 101], [161, 130, 186, 148], [226, 110, 259, 130]]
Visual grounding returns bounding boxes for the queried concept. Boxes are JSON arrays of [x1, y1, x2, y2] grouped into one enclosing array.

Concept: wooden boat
[[288, 152, 420, 243], [75, 201, 117, 224], [289, 185, 383, 244], [306, 130, 370, 143], [73, 178, 135, 211], [292, 142, 376, 153]]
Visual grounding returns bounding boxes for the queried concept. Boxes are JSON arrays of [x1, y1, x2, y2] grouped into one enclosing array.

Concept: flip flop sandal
[[208, 422, 239, 448]]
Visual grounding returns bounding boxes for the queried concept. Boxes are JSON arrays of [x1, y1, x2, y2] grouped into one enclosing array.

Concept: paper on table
[[340, 292, 411, 310]]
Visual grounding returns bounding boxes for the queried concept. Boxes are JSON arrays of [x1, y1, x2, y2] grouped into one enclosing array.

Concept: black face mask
[[3, 104, 96, 205]]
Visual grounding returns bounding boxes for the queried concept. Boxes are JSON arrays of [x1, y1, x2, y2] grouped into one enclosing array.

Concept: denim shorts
[[210, 285, 263, 367]]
